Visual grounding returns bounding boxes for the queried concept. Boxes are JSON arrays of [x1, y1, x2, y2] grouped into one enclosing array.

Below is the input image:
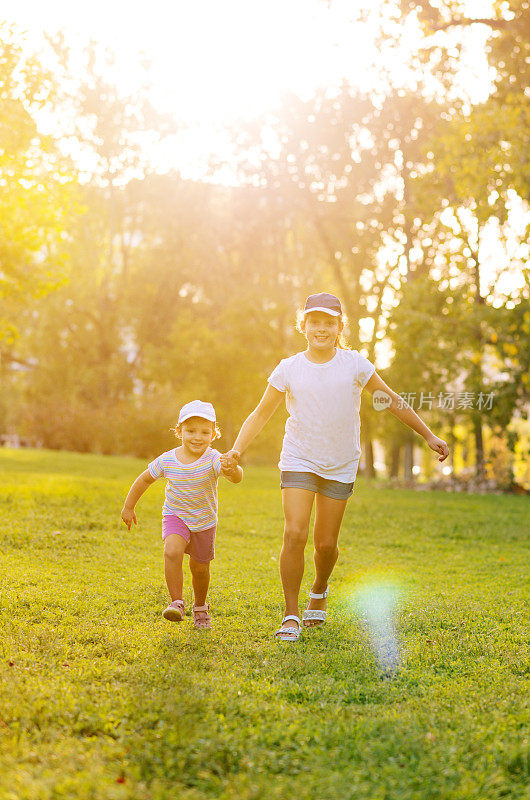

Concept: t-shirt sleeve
[[147, 454, 165, 480], [267, 359, 288, 393], [211, 450, 222, 477], [355, 351, 376, 389]]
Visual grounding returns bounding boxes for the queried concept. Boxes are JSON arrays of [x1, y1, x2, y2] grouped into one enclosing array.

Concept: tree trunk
[[448, 420, 457, 476], [364, 432, 375, 479], [361, 404, 376, 479], [464, 217, 486, 481], [389, 444, 401, 478], [401, 155, 415, 484], [403, 436, 414, 481], [472, 411, 485, 480]]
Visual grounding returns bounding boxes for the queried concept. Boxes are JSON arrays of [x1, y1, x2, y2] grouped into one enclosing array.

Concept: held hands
[[121, 506, 137, 530], [426, 435, 450, 462], [220, 450, 240, 477]]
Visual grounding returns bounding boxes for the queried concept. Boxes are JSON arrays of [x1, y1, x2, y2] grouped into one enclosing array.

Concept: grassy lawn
[[0, 448, 528, 800]]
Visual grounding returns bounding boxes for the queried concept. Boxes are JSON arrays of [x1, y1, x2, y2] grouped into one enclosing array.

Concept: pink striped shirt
[[148, 448, 222, 531]]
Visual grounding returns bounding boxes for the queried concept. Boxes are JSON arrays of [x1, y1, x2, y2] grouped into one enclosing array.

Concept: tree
[[225, 82, 459, 475], [0, 27, 78, 344], [398, 0, 530, 201], [0, 27, 80, 438]]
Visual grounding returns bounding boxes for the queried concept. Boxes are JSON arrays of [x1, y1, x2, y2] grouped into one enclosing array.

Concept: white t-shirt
[[268, 349, 376, 483]]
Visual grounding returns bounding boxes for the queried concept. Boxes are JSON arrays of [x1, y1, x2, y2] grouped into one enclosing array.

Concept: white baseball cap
[[178, 400, 216, 425]]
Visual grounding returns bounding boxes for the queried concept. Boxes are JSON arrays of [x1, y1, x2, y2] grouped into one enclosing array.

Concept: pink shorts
[[162, 515, 216, 563]]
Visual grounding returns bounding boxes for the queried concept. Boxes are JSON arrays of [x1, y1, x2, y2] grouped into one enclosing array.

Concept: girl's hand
[[426, 435, 450, 462], [121, 507, 137, 530], [220, 450, 240, 471], [220, 462, 237, 478]]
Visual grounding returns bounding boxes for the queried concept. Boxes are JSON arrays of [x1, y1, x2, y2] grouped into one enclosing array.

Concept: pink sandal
[[162, 599, 185, 622], [193, 603, 212, 630]]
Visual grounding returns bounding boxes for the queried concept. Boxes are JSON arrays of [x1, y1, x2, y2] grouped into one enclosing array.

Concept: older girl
[[221, 292, 448, 640]]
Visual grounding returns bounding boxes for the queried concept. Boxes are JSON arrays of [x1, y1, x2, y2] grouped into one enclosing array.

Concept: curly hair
[[170, 421, 221, 441]]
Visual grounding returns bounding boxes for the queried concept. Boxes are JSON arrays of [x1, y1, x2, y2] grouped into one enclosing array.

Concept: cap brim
[[179, 413, 216, 424], [303, 306, 341, 316]]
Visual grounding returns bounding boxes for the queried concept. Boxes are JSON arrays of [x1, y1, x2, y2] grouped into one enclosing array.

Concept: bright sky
[[10, 0, 381, 119], [9, 0, 495, 176], [8, 0, 524, 323]]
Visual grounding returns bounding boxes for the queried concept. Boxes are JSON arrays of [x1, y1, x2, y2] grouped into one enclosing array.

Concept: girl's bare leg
[[189, 557, 210, 607], [163, 534, 188, 601], [279, 488, 315, 633], [305, 494, 348, 625]]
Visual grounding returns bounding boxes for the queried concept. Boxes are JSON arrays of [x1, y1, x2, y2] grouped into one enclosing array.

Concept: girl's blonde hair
[[170, 420, 221, 441], [295, 308, 350, 349]]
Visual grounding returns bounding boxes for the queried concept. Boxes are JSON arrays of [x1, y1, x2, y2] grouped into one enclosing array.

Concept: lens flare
[[350, 578, 404, 677]]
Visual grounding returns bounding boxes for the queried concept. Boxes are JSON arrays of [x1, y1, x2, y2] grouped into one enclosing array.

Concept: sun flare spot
[[346, 574, 406, 676]]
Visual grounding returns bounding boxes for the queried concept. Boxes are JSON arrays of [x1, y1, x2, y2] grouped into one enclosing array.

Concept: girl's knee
[[164, 537, 185, 560], [315, 540, 339, 557], [190, 559, 210, 575], [283, 524, 308, 549]]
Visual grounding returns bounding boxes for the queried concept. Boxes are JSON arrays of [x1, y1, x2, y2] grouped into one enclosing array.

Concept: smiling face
[[301, 310, 342, 351], [178, 417, 216, 458]]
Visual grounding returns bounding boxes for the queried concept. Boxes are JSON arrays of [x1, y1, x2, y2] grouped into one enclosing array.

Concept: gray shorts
[[280, 471, 354, 500]]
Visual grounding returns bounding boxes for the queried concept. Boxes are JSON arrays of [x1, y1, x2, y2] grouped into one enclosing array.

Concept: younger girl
[[221, 292, 449, 641], [121, 400, 243, 629]]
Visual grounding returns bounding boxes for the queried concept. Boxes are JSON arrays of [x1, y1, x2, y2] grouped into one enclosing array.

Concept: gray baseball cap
[[303, 292, 342, 316]]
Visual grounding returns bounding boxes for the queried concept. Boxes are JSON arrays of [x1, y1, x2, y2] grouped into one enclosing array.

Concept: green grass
[[0, 448, 528, 800]]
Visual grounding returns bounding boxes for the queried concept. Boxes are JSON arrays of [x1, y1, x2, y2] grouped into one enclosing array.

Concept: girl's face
[[302, 311, 342, 350], [179, 417, 215, 457]]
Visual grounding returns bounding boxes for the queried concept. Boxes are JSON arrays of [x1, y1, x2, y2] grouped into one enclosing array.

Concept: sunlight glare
[[349, 576, 404, 676], [12, 0, 377, 123], [9, 0, 494, 179]]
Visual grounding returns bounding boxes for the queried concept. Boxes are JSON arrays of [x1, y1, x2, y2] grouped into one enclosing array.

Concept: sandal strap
[[193, 604, 210, 613], [303, 609, 327, 620], [309, 588, 329, 600], [275, 627, 300, 638], [282, 615, 300, 625]]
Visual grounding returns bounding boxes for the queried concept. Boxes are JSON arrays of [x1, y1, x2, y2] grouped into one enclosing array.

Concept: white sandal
[[302, 587, 329, 627], [274, 615, 301, 641]]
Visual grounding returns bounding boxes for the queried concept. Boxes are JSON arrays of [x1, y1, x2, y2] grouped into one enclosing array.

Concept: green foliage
[[230, 85, 450, 347], [485, 432, 515, 489], [399, 0, 530, 202], [380, 0, 530, 476], [13, 173, 296, 457], [0, 27, 79, 341], [485, 289, 530, 424], [0, 449, 528, 799], [1, 16, 527, 480]]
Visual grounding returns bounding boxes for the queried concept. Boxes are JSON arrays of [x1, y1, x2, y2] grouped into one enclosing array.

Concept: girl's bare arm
[[223, 384, 284, 461], [220, 462, 244, 483], [365, 372, 449, 462], [121, 469, 156, 528]]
